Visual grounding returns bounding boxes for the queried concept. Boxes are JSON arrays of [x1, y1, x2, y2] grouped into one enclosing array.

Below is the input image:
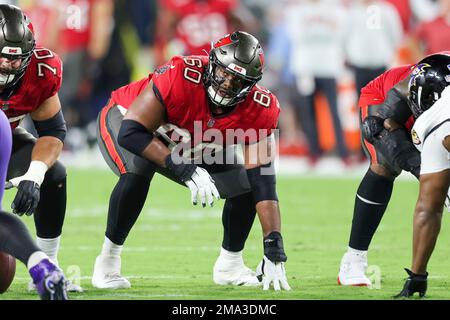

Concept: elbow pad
[[33, 110, 67, 142], [117, 119, 154, 156]]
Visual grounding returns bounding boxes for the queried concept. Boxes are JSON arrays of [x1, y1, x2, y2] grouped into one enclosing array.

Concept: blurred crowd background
[[4, 0, 450, 167]]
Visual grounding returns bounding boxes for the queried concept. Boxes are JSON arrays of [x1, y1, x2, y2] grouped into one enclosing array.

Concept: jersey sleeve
[[420, 123, 450, 175], [247, 91, 281, 145], [151, 56, 190, 113], [33, 48, 63, 105]]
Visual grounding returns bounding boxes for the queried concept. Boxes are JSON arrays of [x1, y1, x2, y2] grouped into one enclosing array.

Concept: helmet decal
[[228, 63, 247, 76], [213, 34, 233, 49], [409, 63, 431, 89]]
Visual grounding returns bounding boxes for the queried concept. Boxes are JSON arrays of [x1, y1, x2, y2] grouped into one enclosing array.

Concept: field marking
[[14, 274, 211, 281], [68, 207, 222, 220]]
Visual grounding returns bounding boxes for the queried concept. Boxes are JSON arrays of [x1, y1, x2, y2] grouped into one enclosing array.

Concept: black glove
[[373, 128, 421, 174], [394, 268, 428, 299], [164, 154, 197, 182], [11, 180, 40, 216]]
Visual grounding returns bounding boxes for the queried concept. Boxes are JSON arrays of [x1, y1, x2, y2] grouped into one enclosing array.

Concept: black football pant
[[7, 128, 67, 239]]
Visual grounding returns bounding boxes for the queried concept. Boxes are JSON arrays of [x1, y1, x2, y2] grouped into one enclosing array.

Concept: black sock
[[105, 173, 151, 245], [222, 192, 257, 252], [34, 176, 67, 238], [348, 169, 394, 250], [0, 210, 40, 265]]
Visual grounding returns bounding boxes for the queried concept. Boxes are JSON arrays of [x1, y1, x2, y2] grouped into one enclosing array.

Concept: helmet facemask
[[0, 49, 34, 86], [408, 81, 446, 119], [206, 56, 258, 107]]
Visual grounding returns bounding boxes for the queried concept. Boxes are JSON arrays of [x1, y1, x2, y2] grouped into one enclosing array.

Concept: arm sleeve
[[420, 123, 450, 175]]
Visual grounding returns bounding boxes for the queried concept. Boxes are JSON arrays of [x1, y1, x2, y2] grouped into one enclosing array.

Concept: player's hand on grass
[[185, 167, 220, 207], [394, 268, 427, 299], [256, 255, 291, 291]]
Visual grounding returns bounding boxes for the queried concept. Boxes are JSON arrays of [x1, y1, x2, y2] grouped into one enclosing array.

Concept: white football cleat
[[213, 250, 261, 287], [92, 254, 131, 289], [337, 250, 372, 286]]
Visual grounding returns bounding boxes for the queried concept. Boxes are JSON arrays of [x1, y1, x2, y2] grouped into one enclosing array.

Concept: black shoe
[[394, 268, 427, 299]]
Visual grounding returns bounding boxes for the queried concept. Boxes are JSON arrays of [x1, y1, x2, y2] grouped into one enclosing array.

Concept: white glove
[[5, 161, 48, 189], [256, 255, 291, 291], [184, 167, 220, 207]]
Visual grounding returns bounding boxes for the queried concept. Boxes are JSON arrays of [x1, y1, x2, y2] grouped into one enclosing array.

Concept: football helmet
[[0, 4, 35, 88], [408, 52, 450, 118], [204, 31, 264, 107]]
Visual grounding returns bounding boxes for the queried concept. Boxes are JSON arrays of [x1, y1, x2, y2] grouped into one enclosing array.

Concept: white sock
[[27, 251, 49, 270], [219, 247, 243, 261], [101, 237, 123, 257], [37, 236, 61, 266], [348, 247, 367, 256]]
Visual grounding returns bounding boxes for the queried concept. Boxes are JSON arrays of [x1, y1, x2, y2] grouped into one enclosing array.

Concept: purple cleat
[[29, 259, 69, 300]]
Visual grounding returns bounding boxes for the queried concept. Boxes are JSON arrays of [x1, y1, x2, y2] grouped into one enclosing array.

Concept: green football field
[[2, 168, 450, 300]]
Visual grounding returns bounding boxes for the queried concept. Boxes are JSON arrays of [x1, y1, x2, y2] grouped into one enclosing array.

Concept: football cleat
[[29, 259, 68, 300], [394, 268, 428, 299], [92, 254, 131, 289], [338, 251, 372, 286], [28, 277, 83, 293], [213, 254, 261, 287]]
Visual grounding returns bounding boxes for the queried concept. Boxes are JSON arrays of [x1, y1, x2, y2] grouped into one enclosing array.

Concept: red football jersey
[[359, 64, 414, 107], [160, 0, 237, 55], [111, 55, 280, 146], [0, 47, 63, 129]]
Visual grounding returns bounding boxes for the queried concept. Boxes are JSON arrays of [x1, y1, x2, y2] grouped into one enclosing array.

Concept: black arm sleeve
[[33, 109, 67, 142], [375, 88, 412, 124], [373, 128, 421, 175], [117, 119, 154, 156], [246, 163, 278, 203]]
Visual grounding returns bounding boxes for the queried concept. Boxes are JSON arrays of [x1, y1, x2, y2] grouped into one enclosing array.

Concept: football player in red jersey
[[337, 52, 450, 287], [154, 0, 255, 66], [0, 4, 81, 292], [93, 31, 291, 291]]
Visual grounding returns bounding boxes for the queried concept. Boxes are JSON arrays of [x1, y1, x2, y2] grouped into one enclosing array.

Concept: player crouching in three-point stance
[[93, 31, 290, 291], [395, 53, 450, 298], [0, 4, 81, 292], [338, 52, 450, 287]]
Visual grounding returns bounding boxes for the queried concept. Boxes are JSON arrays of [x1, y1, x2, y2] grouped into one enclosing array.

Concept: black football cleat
[[394, 268, 428, 299]]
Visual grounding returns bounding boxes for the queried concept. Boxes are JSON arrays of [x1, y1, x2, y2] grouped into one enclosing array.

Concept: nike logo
[[170, 65, 176, 69]]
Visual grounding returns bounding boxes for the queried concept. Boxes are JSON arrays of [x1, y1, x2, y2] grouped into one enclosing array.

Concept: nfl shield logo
[[207, 118, 215, 127]]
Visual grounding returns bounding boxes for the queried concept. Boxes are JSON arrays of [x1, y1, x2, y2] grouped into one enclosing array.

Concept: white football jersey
[[411, 86, 450, 174]]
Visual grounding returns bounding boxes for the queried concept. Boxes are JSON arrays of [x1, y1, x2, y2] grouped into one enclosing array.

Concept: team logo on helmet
[[409, 63, 432, 88], [411, 129, 421, 145]]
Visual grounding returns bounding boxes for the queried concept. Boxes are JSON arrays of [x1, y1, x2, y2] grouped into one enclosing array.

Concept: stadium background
[[2, 0, 450, 300]]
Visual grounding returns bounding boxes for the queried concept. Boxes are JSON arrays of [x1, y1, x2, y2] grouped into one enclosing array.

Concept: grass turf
[[1, 168, 450, 300]]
